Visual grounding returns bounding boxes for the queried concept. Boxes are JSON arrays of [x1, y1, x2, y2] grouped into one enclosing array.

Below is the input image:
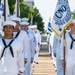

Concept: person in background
[[11, 17, 30, 75], [53, 33, 63, 75], [47, 33, 52, 56], [20, 21, 35, 75], [32, 25, 41, 64]]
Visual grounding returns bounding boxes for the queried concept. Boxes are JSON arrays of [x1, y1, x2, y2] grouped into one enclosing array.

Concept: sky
[[34, 0, 75, 30]]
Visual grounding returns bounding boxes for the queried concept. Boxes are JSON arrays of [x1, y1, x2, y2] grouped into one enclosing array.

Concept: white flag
[[51, 0, 72, 36], [0, 0, 4, 22], [6, 0, 10, 20], [0, 0, 10, 22], [0, 0, 10, 35], [13, 0, 20, 17]]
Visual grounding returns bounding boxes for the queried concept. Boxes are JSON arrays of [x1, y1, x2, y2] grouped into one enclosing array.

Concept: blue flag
[[51, 0, 72, 36], [47, 22, 52, 33]]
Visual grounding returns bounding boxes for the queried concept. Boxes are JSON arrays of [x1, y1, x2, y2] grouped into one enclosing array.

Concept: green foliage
[[8, 0, 15, 15], [8, 0, 44, 33], [8, 0, 23, 15], [30, 8, 44, 33], [72, 10, 75, 19], [20, 4, 31, 18]]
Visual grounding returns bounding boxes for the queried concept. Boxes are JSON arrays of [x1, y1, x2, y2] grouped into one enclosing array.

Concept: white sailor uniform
[[0, 37, 24, 75], [60, 31, 75, 75], [53, 34, 63, 75]]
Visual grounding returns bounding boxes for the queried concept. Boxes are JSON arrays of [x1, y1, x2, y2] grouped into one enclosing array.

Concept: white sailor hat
[[29, 25, 34, 29], [33, 25, 37, 28], [28, 25, 31, 28], [11, 17, 21, 22], [21, 18, 29, 22], [2, 21, 16, 27], [20, 22, 29, 26]]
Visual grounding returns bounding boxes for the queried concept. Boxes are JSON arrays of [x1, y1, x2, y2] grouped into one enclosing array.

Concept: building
[[24, 0, 34, 9]]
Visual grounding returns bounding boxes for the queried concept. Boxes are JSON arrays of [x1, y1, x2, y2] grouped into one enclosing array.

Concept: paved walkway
[[32, 36, 56, 75]]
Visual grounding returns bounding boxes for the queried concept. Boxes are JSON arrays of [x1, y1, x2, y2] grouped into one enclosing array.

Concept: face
[[12, 20, 19, 30], [3, 25, 14, 35], [31, 28, 34, 31], [21, 25, 28, 31], [70, 23, 75, 32], [33, 28, 37, 32]]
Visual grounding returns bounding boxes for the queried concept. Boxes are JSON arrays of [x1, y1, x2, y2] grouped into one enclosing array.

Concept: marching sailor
[[11, 17, 30, 74], [20, 21, 35, 75], [0, 21, 24, 75], [47, 33, 51, 56], [32, 25, 41, 64], [60, 20, 75, 75], [53, 34, 63, 75]]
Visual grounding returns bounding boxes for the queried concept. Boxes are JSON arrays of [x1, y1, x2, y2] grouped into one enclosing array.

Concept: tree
[[8, 0, 15, 15], [8, 0, 44, 33], [30, 7, 44, 33], [8, 0, 23, 15], [20, 4, 31, 18], [72, 10, 75, 19]]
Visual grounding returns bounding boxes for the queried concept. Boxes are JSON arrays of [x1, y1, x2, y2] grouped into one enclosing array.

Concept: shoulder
[[28, 28, 34, 34], [20, 30, 28, 38], [65, 30, 70, 37], [20, 30, 27, 35], [0, 38, 2, 43], [0, 38, 2, 40], [13, 38, 23, 46]]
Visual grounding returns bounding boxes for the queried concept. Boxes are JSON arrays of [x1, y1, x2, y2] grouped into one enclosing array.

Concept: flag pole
[[63, 30, 66, 75], [4, 0, 6, 21], [17, 0, 19, 17], [31, 14, 33, 25]]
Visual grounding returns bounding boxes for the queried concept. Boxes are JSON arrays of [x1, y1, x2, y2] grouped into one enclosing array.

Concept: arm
[[17, 43, 25, 74], [53, 34, 57, 57], [30, 37, 35, 63], [24, 34, 30, 64], [38, 33, 42, 47], [60, 35, 66, 68]]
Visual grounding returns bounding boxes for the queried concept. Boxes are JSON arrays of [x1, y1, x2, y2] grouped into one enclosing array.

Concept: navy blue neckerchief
[[1, 38, 14, 58]]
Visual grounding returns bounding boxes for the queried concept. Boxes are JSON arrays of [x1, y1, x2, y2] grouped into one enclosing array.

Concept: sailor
[[21, 18, 29, 22], [47, 33, 51, 56], [53, 34, 63, 75], [11, 17, 30, 74], [60, 19, 75, 75], [0, 21, 24, 75], [20, 21, 35, 75], [32, 25, 41, 64], [50, 32, 57, 71]]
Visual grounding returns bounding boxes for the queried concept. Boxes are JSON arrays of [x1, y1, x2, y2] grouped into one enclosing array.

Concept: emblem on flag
[[51, 0, 72, 36], [0, 3, 4, 16]]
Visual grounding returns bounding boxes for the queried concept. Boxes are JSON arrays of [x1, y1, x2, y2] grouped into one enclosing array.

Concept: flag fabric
[[51, 0, 72, 36], [0, 0, 10, 35], [13, 0, 20, 17], [47, 22, 52, 33], [6, 0, 10, 20], [0, 0, 10, 22], [30, 14, 33, 25]]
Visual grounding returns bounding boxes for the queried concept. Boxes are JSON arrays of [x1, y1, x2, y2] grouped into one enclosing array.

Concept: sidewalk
[[32, 35, 56, 75]]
